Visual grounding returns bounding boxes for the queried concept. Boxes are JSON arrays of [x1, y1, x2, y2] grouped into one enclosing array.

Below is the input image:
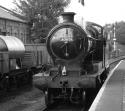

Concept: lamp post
[[113, 23, 117, 51], [112, 22, 120, 57]]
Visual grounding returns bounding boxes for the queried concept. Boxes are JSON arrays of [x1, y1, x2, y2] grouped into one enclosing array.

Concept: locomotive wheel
[[101, 68, 109, 84], [27, 71, 33, 85], [2, 76, 10, 91], [85, 89, 97, 108], [45, 89, 53, 108], [80, 90, 86, 106]]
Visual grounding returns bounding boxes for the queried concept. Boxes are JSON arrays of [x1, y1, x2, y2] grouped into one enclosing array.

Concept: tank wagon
[[34, 12, 109, 107], [0, 35, 34, 91]]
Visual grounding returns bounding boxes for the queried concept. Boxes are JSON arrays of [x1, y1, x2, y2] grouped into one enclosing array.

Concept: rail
[[109, 55, 125, 64]]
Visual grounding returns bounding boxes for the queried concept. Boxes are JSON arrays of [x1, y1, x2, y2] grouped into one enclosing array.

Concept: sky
[[0, 0, 16, 9], [0, 0, 125, 25], [65, 0, 125, 25]]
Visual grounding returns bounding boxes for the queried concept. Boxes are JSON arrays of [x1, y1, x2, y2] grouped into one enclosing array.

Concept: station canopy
[[0, 35, 25, 58]]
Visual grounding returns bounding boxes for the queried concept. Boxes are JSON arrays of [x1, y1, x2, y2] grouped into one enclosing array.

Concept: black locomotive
[[34, 12, 109, 107]]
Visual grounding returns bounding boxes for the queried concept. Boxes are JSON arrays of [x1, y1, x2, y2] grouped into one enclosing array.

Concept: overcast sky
[[0, 0, 15, 9], [0, 0, 125, 25]]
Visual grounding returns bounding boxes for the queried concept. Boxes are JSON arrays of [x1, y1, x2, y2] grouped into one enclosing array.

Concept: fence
[[21, 44, 52, 68]]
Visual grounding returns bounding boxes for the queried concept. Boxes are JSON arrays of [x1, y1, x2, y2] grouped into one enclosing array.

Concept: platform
[[89, 60, 125, 111]]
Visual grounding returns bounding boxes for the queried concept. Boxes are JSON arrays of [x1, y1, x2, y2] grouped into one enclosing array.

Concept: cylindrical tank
[[0, 35, 25, 59]]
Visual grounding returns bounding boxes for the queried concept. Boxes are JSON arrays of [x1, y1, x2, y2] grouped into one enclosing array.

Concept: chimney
[[61, 12, 75, 23]]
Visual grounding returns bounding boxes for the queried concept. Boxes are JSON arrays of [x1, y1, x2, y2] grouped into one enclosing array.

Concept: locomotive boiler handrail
[[86, 21, 103, 32], [88, 36, 106, 44], [88, 36, 100, 41]]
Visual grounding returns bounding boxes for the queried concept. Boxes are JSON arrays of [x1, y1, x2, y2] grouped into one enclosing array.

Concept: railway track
[[42, 90, 98, 111], [43, 102, 85, 111], [0, 58, 122, 111]]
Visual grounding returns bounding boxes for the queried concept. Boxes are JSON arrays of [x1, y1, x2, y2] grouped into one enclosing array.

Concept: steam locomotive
[[34, 12, 109, 107]]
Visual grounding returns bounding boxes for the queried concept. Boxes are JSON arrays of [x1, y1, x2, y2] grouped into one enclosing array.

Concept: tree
[[104, 21, 125, 45], [115, 21, 125, 44], [13, 0, 70, 43]]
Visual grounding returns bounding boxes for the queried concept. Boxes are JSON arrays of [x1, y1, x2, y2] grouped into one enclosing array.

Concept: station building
[[0, 6, 30, 44]]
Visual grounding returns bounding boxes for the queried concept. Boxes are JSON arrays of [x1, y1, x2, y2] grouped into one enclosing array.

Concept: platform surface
[[89, 60, 125, 111]]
